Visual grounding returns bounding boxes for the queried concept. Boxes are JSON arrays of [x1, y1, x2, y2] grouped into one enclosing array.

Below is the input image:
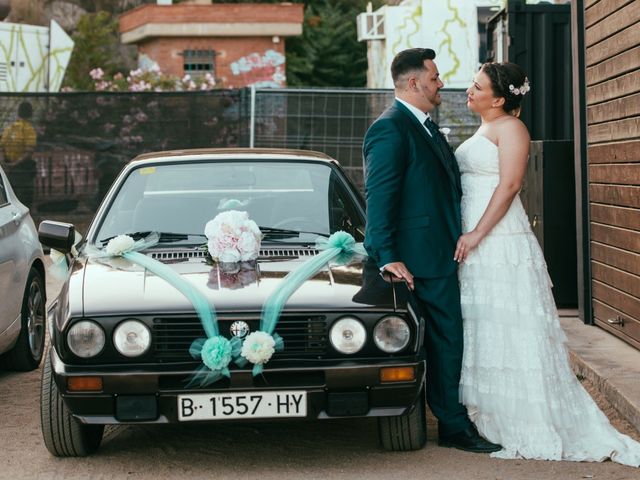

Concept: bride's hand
[[454, 230, 484, 263]]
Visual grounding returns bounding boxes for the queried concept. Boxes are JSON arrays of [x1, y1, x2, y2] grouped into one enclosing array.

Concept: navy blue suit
[[363, 100, 471, 435]]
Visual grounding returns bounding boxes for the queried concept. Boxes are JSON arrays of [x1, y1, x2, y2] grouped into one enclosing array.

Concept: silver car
[[0, 165, 46, 371]]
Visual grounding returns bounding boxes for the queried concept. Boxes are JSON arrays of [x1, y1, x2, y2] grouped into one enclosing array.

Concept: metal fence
[[0, 88, 478, 231], [250, 87, 478, 189]]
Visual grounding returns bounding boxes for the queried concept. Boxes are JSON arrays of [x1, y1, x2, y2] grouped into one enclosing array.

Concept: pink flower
[[90, 67, 104, 80], [204, 211, 262, 263]]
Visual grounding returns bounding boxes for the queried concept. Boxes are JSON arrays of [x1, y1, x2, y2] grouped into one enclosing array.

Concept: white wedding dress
[[455, 132, 640, 466]]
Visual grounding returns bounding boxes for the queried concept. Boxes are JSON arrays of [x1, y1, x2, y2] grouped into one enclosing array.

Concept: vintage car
[[0, 164, 46, 371], [38, 148, 426, 457]]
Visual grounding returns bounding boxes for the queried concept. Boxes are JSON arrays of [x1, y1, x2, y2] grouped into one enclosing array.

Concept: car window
[[94, 161, 365, 245], [0, 173, 9, 207]]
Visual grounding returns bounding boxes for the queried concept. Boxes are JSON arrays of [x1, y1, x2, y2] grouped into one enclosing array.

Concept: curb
[[562, 317, 640, 434], [568, 349, 640, 433]]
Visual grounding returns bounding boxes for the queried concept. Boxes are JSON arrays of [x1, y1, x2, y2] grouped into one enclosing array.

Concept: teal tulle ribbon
[[85, 234, 229, 387], [48, 231, 83, 281], [251, 231, 367, 376]]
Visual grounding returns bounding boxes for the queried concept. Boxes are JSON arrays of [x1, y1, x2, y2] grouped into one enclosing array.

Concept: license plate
[[178, 391, 307, 421]]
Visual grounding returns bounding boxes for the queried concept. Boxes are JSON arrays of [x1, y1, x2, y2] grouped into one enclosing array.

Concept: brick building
[[118, 1, 304, 88]]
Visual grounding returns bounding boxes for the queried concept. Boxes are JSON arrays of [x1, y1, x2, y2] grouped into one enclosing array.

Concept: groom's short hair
[[391, 48, 436, 84]]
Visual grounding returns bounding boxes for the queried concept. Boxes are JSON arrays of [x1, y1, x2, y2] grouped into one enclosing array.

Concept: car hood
[[78, 253, 404, 316]]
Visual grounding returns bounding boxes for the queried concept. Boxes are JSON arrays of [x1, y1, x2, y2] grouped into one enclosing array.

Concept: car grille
[[148, 248, 319, 261], [153, 315, 327, 361]]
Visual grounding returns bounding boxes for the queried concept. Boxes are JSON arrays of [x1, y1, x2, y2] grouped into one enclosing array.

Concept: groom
[[363, 48, 500, 453]]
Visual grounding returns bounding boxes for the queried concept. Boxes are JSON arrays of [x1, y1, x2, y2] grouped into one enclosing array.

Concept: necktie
[[423, 118, 460, 193], [423, 118, 451, 163]]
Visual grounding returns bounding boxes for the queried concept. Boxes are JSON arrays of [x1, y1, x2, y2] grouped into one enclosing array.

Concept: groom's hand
[[382, 262, 415, 290]]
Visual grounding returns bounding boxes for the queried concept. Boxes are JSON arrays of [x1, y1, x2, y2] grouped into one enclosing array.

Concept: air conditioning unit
[[356, 11, 385, 41]]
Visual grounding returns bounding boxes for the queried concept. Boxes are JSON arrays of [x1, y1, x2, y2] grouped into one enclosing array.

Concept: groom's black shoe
[[438, 425, 502, 453]]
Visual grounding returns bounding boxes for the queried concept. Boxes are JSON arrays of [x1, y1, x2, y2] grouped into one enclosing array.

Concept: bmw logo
[[230, 321, 250, 339]]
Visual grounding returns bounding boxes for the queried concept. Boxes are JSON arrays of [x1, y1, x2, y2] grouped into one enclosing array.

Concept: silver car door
[[0, 171, 22, 333]]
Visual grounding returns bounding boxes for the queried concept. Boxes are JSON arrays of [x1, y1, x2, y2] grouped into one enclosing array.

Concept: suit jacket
[[363, 100, 462, 279]]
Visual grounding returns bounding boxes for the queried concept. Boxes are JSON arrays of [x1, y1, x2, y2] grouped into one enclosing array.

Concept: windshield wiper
[[258, 226, 329, 238], [98, 231, 207, 245]]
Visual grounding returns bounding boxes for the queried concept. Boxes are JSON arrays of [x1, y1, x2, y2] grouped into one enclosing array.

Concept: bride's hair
[[481, 62, 528, 115]]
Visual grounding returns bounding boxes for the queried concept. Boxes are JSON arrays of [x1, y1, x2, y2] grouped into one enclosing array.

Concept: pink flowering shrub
[[85, 66, 217, 92]]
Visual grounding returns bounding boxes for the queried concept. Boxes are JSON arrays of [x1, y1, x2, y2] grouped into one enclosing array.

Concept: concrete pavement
[[561, 313, 640, 433]]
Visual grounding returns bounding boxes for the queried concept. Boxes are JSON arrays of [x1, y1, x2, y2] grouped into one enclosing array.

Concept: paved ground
[[0, 265, 638, 479]]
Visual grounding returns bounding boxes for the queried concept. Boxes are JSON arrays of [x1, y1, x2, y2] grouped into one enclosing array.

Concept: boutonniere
[[439, 127, 451, 142]]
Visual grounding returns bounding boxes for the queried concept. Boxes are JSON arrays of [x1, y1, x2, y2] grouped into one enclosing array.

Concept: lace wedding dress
[[455, 133, 640, 466]]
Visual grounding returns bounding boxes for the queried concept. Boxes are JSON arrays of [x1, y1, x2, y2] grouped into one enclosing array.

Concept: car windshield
[[94, 160, 364, 246]]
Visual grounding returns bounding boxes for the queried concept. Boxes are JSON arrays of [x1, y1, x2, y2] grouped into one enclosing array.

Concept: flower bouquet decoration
[[241, 231, 367, 376], [82, 233, 233, 387], [185, 211, 263, 385], [204, 210, 262, 265]]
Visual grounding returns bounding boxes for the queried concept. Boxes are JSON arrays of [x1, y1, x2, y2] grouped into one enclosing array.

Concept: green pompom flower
[[201, 336, 232, 371]]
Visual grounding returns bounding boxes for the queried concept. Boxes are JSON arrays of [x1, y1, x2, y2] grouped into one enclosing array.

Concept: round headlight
[[113, 320, 151, 357], [329, 317, 366, 354], [374, 316, 411, 353], [67, 320, 105, 358]]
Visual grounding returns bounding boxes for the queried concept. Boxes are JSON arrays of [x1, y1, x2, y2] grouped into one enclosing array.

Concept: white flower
[[238, 231, 259, 261], [439, 127, 451, 142], [105, 235, 135, 256], [204, 211, 262, 263], [241, 331, 276, 365], [508, 78, 531, 96], [218, 248, 241, 264]]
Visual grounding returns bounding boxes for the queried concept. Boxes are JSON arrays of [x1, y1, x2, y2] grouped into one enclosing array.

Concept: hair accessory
[[508, 77, 531, 96]]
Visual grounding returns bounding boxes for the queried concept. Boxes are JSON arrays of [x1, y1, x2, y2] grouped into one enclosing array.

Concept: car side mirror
[[38, 220, 76, 254]]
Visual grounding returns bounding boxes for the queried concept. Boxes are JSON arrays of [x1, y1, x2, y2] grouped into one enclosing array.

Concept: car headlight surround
[[329, 316, 367, 354], [373, 315, 411, 353], [113, 319, 151, 357], [67, 320, 106, 358]]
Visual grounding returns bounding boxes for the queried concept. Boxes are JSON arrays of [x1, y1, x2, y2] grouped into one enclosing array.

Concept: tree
[[222, 0, 384, 87], [62, 11, 125, 91]]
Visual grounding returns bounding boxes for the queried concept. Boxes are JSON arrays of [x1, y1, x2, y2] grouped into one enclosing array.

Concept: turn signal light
[[67, 376, 103, 392], [379, 366, 415, 383]]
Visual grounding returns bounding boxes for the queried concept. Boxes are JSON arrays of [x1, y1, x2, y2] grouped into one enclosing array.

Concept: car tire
[[40, 349, 104, 457], [378, 386, 427, 451], [1, 267, 46, 371]]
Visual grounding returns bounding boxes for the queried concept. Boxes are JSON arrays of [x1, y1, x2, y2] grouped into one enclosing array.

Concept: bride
[[454, 61, 640, 466]]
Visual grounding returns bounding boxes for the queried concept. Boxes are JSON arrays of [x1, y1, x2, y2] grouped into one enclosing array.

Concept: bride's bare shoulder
[[497, 116, 530, 144]]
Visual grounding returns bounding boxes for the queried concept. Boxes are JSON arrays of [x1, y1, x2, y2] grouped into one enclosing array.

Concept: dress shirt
[[395, 97, 433, 137]]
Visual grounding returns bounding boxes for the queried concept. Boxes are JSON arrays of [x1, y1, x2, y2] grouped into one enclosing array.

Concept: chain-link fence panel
[[0, 91, 246, 232], [0, 88, 477, 232], [252, 88, 479, 190]]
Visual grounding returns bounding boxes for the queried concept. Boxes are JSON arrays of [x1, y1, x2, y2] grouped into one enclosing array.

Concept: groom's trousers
[[413, 272, 471, 436]]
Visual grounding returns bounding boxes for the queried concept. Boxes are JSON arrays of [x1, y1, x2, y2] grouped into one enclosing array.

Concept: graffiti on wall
[[0, 20, 74, 93], [230, 49, 286, 88]]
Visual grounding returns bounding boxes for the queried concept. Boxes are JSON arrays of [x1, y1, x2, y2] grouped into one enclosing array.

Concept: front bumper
[[50, 348, 426, 424]]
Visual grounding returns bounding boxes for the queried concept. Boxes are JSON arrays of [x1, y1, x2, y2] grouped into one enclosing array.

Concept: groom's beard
[[432, 90, 442, 107], [417, 84, 442, 111]]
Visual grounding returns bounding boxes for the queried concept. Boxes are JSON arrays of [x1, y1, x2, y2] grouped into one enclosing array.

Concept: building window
[[182, 49, 216, 78]]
